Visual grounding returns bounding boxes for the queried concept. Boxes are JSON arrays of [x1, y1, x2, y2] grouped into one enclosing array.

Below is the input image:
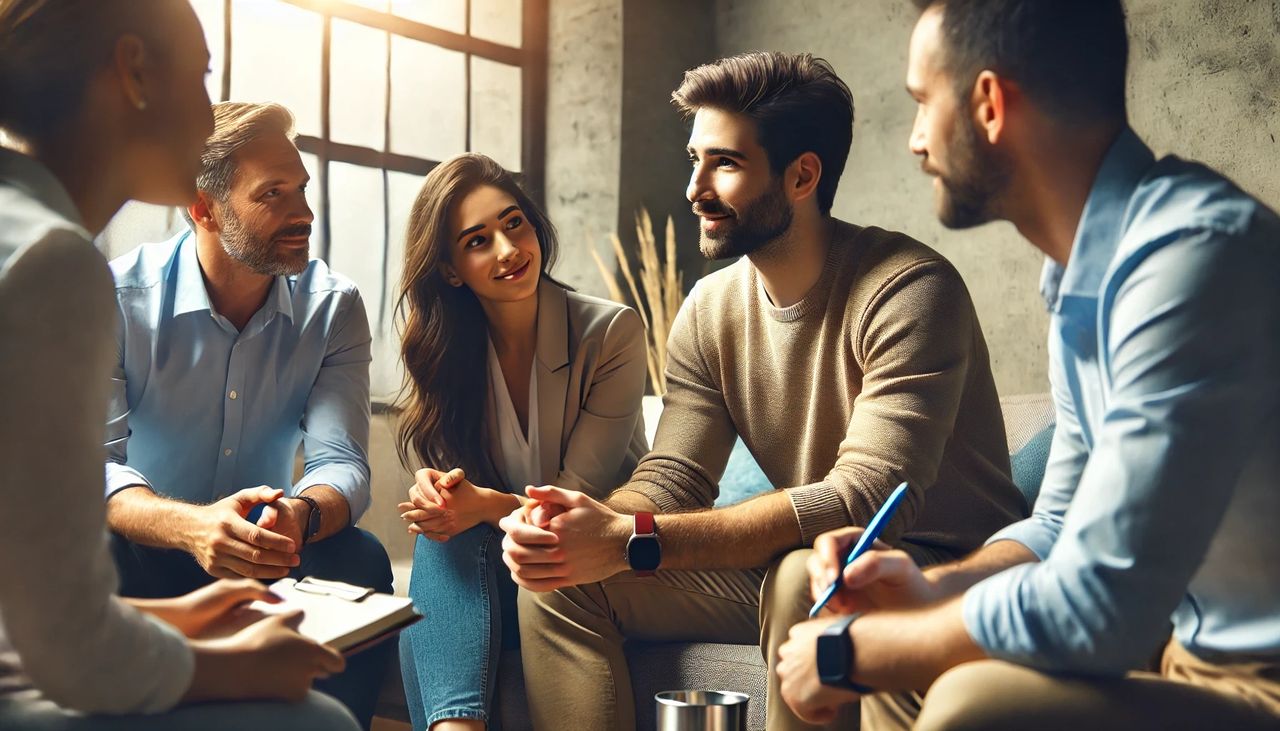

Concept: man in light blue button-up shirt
[[102, 102, 392, 729], [776, 1, 1279, 728]]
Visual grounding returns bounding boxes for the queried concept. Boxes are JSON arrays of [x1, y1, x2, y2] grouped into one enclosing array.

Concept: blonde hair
[[198, 101, 297, 199]]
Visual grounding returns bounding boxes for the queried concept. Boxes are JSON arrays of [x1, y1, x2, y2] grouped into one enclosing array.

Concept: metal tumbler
[[655, 690, 749, 731]]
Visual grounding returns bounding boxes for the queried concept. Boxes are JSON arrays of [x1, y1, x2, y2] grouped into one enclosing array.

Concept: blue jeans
[[399, 523, 518, 729], [110, 525, 394, 730]]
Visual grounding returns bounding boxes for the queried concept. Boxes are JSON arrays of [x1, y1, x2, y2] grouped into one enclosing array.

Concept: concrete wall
[[710, 0, 1280, 397]]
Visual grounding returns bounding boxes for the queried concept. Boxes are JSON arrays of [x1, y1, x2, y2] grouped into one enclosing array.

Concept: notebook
[[249, 577, 422, 655]]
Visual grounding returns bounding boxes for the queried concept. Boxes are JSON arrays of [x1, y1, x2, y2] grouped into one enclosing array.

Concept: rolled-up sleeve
[[964, 228, 1274, 675], [294, 289, 373, 521], [103, 310, 152, 498]]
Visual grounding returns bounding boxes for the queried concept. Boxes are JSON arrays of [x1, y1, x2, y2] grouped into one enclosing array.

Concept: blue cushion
[[1011, 424, 1055, 508], [715, 438, 772, 507]]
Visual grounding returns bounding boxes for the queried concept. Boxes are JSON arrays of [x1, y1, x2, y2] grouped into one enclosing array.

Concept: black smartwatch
[[624, 512, 661, 576], [816, 614, 875, 693], [295, 493, 322, 545]]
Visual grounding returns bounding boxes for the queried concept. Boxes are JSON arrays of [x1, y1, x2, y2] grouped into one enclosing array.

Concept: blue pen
[[808, 481, 910, 618]]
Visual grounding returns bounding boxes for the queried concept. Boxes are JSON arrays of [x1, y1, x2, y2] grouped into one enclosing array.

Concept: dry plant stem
[[592, 206, 685, 395]]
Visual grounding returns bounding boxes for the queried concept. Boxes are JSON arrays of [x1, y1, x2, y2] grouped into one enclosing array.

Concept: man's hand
[[186, 486, 300, 580], [255, 496, 310, 550], [499, 485, 630, 592], [184, 609, 346, 704], [777, 616, 863, 724], [808, 526, 939, 615]]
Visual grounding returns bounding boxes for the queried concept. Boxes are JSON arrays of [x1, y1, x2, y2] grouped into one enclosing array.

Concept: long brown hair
[[395, 153, 560, 483]]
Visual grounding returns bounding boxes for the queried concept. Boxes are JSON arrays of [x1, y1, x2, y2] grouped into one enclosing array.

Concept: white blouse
[[485, 338, 542, 491]]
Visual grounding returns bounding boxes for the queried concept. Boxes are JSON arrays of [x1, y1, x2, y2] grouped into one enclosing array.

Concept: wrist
[[480, 487, 517, 526]]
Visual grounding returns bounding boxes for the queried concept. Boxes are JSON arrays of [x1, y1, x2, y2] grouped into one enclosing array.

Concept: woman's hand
[[400, 467, 508, 540], [127, 578, 280, 638]]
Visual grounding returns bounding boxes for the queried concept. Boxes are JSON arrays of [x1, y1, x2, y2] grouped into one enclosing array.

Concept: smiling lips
[[495, 259, 531, 281]]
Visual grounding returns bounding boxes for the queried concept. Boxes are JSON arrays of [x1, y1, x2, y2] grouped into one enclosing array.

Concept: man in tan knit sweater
[[499, 51, 1026, 731]]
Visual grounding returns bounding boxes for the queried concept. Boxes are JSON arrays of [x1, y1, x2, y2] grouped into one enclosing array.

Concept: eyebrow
[[457, 205, 522, 242], [688, 146, 749, 160], [252, 175, 309, 195]]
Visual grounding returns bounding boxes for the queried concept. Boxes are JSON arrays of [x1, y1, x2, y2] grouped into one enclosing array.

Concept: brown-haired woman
[[0, 1, 355, 728], [395, 153, 648, 731]]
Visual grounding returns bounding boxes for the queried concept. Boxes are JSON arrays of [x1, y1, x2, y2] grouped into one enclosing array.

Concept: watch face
[[626, 535, 661, 572], [816, 632, 851, 684]]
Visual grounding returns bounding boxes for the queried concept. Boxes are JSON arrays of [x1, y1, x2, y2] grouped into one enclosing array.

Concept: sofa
[[373, 393, 1056, 730]]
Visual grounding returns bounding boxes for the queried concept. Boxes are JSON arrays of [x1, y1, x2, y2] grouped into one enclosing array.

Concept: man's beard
[[933, 114, 1012, 229], [695, 179, 794, 260], [218, 205, 311, 276]]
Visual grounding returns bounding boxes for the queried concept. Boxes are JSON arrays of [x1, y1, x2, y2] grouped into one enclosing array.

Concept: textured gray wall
[[543, 0, 623, 296], [712, 0, 1280, 397]]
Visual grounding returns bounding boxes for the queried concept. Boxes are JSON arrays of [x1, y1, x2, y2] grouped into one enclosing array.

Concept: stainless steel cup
[[655, 690, 749, 731]]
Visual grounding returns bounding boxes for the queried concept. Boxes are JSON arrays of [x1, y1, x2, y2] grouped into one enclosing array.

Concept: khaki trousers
[[517, 548, 860, 731], [863, 640, 1280, 731]]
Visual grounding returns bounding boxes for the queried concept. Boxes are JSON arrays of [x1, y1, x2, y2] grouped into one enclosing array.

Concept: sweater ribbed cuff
[[786, 483, 854, 545]]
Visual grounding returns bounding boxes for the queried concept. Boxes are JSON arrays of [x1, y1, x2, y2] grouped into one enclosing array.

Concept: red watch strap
[[634, 511, 655, 535]]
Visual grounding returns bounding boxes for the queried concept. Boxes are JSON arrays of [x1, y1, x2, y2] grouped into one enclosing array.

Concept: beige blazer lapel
[[535, 283, 570, 485]]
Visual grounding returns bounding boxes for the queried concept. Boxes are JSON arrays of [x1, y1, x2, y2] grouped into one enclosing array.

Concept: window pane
[[230, 0, 322, 137], [327, 163, 385, 318], [330, 19, 388, 150], [375, 170, 424, 399], [190, 0, 225, 101], [390, 0, 465, 34], [470, 57, 522, 171], [390, 38, 465, 161], [471, 0, 522, 48]]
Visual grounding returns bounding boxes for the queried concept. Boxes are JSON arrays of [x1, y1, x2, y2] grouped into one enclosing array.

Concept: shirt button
[[229, 390, 238, 400], [224, 448, 233, 457]]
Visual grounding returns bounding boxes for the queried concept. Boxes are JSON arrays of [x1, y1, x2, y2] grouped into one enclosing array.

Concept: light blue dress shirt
[[964, 129, 1280, 674], [104, 230, 373, 521]]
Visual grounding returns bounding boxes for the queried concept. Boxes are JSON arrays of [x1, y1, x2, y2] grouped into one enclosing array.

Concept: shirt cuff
[[104, 462, 152, 500], [786, 483, 851, 546], [137, 612, 196, 713], [294, 465, 369, 523], [962, 562, 1040, 664], [984, 516, 1056, 560]]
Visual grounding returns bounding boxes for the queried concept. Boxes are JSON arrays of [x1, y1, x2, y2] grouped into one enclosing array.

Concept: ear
[[786, 151, 823, 205], [972, 70, 1010, 145], [111, 34, 151, 112], [440, 263, 464, 287], [189, 191, 219, 233]]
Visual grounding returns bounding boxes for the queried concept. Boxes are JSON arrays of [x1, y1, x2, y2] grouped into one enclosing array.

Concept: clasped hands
[[187, 486, 311, 580]]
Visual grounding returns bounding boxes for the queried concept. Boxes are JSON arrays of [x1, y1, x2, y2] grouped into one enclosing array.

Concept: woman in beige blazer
[[394, 153, 648, 731]]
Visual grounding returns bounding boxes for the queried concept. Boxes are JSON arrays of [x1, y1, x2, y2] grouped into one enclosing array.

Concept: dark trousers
[[111, 525, 395, 730]]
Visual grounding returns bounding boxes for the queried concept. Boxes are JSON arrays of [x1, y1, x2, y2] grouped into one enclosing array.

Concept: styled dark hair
[[394, 153, 561, 484], [671, 51, 854, 215], [0, 0, 168, 141], [912, 0, 1129, 122]]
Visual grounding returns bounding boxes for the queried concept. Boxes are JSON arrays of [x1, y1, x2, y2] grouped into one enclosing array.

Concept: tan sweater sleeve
[[611, 285, 737, 511], [786, 258, 977, 545]]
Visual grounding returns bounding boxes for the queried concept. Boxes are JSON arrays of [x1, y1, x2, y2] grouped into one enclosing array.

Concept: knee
[[761, 549, 814, 631], [915, 661, 1021, 731], [290, 691, 361, 731], [516, 583, 607, 635], [308, 527, 393, 592]]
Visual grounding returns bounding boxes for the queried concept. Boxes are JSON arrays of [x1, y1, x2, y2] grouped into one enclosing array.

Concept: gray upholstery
[[376, 393, 1057, 730]]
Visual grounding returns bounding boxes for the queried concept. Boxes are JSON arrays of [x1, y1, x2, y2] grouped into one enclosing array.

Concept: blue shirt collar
[[1041, 127, 1156, 311], [172, 229, 295, 324]]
